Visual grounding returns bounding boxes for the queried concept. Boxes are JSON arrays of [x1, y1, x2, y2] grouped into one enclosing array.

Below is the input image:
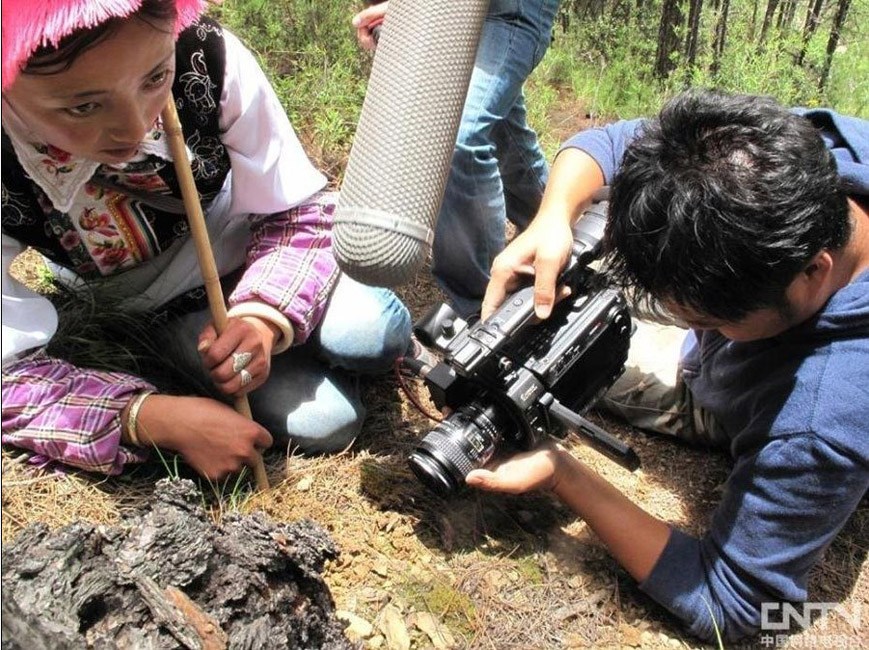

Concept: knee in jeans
[[287, 420, 361, 455], [318, 286, 411, 373], [271, 395, 366, 455]]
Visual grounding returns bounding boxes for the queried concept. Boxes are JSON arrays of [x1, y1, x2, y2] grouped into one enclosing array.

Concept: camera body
[[406, 200, 640, 497]]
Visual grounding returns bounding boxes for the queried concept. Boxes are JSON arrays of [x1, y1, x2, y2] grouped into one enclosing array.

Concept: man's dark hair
[[21, 0, 177, 78], [604, 89, 851, 322]]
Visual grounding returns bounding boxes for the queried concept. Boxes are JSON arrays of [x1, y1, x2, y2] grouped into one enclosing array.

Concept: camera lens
[[408, 401, 509, 497]]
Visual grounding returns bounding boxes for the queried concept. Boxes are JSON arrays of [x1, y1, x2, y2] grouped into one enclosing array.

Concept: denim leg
[[494, 91, 549, 231], [599, 320, 728, 449], [248, 347, 365, 454], [253, 273, 411, 453], [310, 272, 412, 374], [155, 275, 411, 454], [431, 0, 559, 318]]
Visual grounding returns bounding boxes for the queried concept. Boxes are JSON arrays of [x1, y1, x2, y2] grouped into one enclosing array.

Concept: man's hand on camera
[[465, 441, 567, 495], [482, 216, 575, 321], [482, 147, 608, 321]]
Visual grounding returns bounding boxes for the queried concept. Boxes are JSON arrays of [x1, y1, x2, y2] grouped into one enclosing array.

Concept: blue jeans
[[161, 273, 411, 454], [431, 0, 560, 317]]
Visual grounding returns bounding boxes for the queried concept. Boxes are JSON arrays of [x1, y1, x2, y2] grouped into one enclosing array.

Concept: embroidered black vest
[[1, 17, 232, 277]]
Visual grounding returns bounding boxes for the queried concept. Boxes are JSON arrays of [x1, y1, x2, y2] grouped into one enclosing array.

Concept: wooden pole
[[161, 94, 270, 492]]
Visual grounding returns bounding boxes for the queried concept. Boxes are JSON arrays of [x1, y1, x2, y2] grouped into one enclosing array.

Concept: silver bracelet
[[124, 391, 154, 447]]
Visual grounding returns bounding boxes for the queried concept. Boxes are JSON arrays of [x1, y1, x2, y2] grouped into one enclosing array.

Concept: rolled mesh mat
[[334, 0, 489, 287]]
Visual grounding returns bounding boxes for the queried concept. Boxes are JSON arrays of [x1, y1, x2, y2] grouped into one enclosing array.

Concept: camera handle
[[571, 197, 608, 268], [540, 394, 641, 471], [477, 204, 612, 365]]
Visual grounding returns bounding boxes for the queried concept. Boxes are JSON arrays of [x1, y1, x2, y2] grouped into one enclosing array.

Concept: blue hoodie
[[562, 109, 869, 641]]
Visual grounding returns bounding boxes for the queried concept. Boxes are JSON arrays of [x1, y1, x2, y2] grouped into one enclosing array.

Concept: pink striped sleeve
[[229, 192, 339, 345], [1, 350, 154, 475]]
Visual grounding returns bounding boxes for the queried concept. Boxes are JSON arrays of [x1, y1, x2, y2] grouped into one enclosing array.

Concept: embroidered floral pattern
[[43, 210, 97, 276], [178, 51, 217, 120], [74, 185, 163, 275], [1, 184, 35, 226], [58, 230, 81, 250], [32, 142, 78, 177], [188, 132, 225, 180], [100, 158, 172, 193]]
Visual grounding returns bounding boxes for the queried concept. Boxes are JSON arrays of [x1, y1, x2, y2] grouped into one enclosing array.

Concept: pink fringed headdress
[[1, 0, 208, 90]]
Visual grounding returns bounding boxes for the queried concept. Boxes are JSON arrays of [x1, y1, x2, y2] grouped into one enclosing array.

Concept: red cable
[[394, 357, 444, 423]]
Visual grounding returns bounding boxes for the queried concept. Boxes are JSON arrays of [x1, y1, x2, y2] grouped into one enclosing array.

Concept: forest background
[[3, 0, 867, 648], [214, 0, 867, 180]]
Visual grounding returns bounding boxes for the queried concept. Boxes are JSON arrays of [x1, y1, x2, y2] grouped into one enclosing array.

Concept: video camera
[[404, 199, 640, 498]]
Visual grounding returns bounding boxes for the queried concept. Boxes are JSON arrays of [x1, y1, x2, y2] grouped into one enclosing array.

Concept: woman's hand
[[136, 394, 273, 480], [197, 316, 279, 397]]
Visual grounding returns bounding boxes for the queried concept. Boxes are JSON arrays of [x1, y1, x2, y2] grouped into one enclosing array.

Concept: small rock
[[372, 558, 390, 577], [378, 604, 410, 650], [483, 569, 507, 591], [337, 610, 373, 642], [412, 612, 456, 649], [296, 477, 313, 491], [618, 623, 644, 647]]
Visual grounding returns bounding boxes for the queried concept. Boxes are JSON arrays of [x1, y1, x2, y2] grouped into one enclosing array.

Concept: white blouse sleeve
[[2, 235, 58, 365], [218, 29, 327, 217]]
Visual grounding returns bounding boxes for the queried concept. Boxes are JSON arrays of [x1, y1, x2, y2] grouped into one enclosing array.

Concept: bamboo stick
[[161, 94, 270, 492]]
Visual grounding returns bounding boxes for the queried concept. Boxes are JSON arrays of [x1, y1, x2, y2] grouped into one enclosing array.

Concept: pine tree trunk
[[797, 0, 826, 65], [776, 0, 798, 30], [711, 0, 732, 73], [748, 0, 760, 39], [684, 0, 704, 71], [655, 0, 685, 78], [759, 0, 781, 44], [819, 0, 851, 88]]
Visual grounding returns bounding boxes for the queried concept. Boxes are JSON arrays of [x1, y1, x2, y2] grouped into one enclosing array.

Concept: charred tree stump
[[1, 479, 355, 650]]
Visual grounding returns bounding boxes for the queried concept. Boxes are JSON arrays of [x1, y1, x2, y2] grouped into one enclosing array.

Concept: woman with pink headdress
[[1, 0, 411, 479]]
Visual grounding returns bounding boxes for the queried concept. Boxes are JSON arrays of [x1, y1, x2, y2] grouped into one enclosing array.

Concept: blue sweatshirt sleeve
[[639, 434, 868, 642], [558, 119, 646, 184], [792, 108, 869, 197]]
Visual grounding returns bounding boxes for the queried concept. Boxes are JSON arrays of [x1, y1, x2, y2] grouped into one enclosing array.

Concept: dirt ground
[[3, 249, 868, 650]]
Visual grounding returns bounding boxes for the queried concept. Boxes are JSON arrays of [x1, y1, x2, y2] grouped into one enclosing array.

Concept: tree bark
[[1, 479, 354, 650], [797, 0, 826, 65], [775, 0, 796, 30], [748, 0, 760, 39], [711, 0, 732, 73], [684, 0, 704, 71], [655, 0, 685, 78], [819, 0, 851, 88], [758, 0, 781, 44]]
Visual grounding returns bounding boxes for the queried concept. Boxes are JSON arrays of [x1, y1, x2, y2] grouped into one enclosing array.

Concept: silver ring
[[239, 368, 253, 387], [232, 351, 253, 373]]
